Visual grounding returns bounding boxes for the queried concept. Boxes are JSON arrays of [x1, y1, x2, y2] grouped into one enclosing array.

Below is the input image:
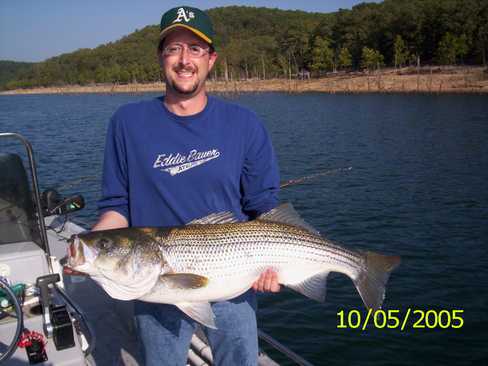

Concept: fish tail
[[353, 251, 401, 310]]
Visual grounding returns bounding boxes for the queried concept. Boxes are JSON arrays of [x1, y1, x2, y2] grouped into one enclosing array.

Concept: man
[[93, 6, 280, 366]]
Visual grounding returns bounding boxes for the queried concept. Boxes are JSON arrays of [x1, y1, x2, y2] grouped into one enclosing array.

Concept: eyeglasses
[[162, 43, 210, 58]]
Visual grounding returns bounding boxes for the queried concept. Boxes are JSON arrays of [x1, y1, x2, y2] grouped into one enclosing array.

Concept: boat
[[0, 132, 313, 365]]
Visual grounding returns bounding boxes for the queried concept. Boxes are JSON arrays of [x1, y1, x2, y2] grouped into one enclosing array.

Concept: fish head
[[67, 233, 104, 276], [66, 229, 163, 299]]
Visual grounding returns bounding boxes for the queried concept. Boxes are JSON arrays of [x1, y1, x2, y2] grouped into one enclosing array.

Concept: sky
[[0, 0, 377, 62]]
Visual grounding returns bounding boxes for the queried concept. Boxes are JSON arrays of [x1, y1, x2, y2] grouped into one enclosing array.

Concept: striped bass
[[66, 203, 400, 328]]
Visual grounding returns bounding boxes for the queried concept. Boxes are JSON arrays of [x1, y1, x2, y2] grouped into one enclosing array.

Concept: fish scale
[[161, 220, 364, 281]]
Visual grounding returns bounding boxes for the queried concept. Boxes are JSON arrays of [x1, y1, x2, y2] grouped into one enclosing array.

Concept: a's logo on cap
[[173, 7, 195, 23]]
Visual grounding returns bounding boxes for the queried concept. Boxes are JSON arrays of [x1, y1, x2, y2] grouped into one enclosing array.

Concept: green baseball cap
[[160, 6, 215, 45]]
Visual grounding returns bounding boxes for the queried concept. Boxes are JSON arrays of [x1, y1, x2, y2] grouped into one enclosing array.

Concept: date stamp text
[[337, 309, 464, 330]]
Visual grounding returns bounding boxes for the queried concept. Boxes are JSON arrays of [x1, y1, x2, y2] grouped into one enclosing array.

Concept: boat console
[[0, 133, 90, 365]]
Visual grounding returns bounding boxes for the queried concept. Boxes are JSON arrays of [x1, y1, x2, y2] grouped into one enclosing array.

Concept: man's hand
[[252, 269, 281, 293]]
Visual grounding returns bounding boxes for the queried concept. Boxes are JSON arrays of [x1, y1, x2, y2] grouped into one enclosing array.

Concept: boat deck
[[47, 217, 142, 365]]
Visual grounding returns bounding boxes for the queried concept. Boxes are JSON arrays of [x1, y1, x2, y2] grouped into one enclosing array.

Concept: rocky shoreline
[[1, 67, 487, 95]]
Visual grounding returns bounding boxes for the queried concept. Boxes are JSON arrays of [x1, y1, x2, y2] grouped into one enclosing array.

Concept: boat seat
[[0, 153, 40, 245]]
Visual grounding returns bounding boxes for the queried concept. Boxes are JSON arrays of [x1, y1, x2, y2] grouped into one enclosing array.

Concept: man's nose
[[178, 46, 191, 64]]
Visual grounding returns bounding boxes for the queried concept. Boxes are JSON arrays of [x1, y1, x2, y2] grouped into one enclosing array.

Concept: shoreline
[[1, 67, 487, 95]]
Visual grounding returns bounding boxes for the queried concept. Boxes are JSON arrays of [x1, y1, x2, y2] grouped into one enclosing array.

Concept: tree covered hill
[[0, 61, 34, 88], [2, 0, 487, 90]]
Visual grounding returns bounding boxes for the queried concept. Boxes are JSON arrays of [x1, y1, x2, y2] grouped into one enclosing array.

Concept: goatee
[[169, 80, 199, 95]]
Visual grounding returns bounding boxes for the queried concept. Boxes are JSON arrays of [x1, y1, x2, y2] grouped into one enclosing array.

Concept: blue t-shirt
[[98, 96, 280, 227]]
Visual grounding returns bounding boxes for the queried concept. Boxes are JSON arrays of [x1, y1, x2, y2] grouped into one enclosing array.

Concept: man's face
[[159, 29, 217, 98]]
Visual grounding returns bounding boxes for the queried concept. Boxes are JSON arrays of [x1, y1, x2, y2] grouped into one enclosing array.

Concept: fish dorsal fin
[[175, 302, 217, 329], [159, 273, 209, 289], [258, 203, 320, 235], [187, 211, 239, 225]]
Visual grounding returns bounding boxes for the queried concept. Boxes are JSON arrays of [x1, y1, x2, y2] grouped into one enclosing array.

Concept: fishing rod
[[280, 167, 352, 188], [53, 167, 352, 191], [55, 175, 99, 191]]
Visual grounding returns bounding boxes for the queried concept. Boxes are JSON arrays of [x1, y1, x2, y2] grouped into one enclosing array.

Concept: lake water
[[1, 92, 487, 365]]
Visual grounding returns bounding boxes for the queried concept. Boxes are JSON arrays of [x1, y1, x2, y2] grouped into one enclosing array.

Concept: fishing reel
[[40, 189, 85, 217]]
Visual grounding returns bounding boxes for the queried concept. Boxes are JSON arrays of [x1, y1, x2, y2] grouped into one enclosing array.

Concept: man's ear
[[208, 51, 218, 72]]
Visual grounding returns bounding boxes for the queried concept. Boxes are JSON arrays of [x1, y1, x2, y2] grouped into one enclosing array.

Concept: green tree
[[119, 70, 130, 84], [276, 54, 289, 78], [436, 32, 468, 65], [0, 61, 33, 89], [310, 36, 335, 74], [337, 47, 352, 70], [477, 23, 488, 65], [475, 3, 488, 65], [436, 32, 456, 65], [361, 46, 384, 71], [394, 35, 410, 68], [95, 66, 109, 83], [455, 34, 469, 64]]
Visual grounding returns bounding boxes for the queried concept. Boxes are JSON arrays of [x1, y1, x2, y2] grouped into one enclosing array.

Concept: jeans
[[135, 289, 258, 366]]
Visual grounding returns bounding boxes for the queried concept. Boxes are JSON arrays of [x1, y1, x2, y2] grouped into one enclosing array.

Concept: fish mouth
[[67, 234, 86, 268], [63, 235, 88, 276], [59, 253, 87, 276]]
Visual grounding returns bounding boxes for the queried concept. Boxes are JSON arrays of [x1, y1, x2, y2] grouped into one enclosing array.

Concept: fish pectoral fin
[[286, 271, 329, 303], [257, 203, 321, 235], [176, 302, 217, 329], [159, 273, 209, 289]]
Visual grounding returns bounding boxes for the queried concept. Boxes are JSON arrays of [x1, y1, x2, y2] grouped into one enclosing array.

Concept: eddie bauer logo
[[153, 149, 220, 176]]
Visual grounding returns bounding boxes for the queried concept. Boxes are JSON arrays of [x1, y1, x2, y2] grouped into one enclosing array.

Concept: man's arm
[[92, 210, 128, 231], [240, 114, 280, 218], [241, 114, 281, 293], [96, 111, 130, 230]]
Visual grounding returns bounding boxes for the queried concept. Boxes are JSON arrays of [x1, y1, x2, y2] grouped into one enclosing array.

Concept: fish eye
[[98, 238, 112, 250]]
